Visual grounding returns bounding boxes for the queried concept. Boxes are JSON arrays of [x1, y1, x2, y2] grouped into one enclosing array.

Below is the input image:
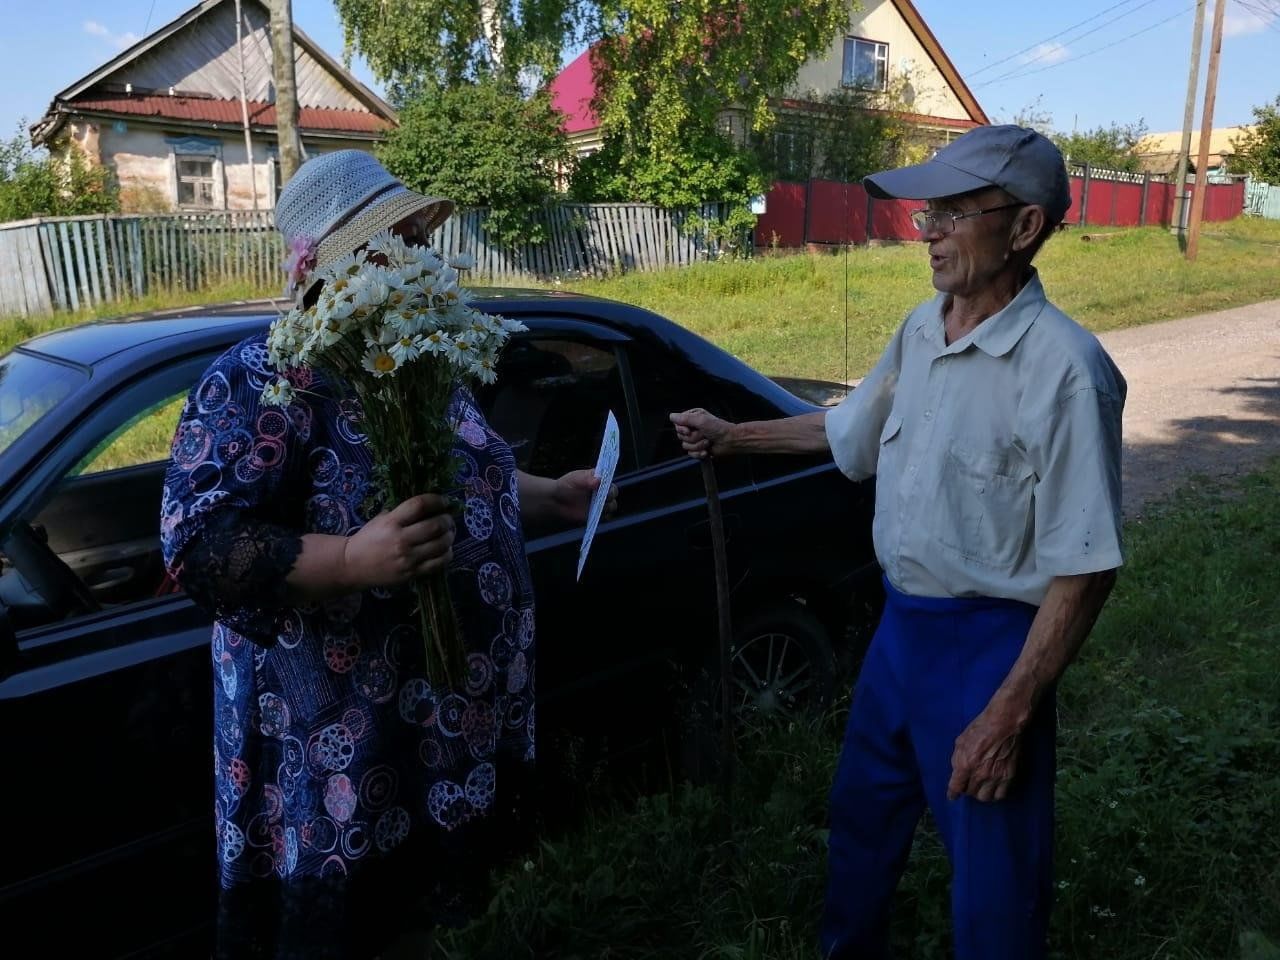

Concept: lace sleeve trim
[[174, 510, 303, 646]]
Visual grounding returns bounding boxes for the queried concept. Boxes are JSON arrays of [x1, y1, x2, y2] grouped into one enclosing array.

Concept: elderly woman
[[161, 151, 616, 959]]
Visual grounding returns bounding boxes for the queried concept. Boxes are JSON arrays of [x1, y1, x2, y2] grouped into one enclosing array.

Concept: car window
[[478, 335, 635, 480], [625, 343, 733, 469], [0, 352, 88, 457], [71, 394, 186, 476], [1, 356, 216, 634]]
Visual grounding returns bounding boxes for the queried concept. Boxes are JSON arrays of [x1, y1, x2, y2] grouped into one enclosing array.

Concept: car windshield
[[0, 350, 88, 458]]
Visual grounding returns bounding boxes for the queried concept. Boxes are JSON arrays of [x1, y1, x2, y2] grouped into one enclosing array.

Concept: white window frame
[[842, 37, 889, 92], [166, 135, 225, 210]]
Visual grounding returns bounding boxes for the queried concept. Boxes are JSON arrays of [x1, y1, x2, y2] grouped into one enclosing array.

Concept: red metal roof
[[67, 95, 393, 134], [548, 49, 599, 135]]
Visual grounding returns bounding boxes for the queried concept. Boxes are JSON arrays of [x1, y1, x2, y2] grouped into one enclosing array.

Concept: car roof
[[16, 289, 656, 368]]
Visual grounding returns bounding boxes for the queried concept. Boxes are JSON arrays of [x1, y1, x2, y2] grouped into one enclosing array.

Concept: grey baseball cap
[[864, 124, 1072, 224]]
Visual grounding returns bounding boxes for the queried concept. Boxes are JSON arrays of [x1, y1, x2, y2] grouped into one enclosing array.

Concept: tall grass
[[3, 220, 1279, 386], [437, 461, 1280, 960], [554, 217, 1280, 383]]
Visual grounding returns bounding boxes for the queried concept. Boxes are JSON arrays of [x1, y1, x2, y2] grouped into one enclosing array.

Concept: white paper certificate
[[577, 410, 620, 581]]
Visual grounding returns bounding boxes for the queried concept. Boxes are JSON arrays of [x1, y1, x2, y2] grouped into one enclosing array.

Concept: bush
[[377, 79, 570, 250], [0, 125, 118, 223]]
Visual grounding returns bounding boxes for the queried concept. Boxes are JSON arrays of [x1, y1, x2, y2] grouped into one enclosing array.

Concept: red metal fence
[[755, 169, 1247, 249]]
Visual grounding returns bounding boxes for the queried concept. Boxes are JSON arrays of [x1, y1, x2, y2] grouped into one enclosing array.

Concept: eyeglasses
[[909, 203, 1026, 235]]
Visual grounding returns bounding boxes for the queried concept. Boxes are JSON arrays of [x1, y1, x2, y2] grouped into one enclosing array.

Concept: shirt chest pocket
[[935, 446, 1035, 570]]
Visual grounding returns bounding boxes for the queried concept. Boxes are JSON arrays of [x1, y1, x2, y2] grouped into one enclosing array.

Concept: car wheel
[[679, 600, 837, 781]]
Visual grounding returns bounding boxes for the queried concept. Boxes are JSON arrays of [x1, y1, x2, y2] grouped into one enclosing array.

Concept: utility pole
[[1172, 0, 1207, 236], [234, 0, 259, 211], [1186, 0, 1226, 262], [268, 0, 303, 185]]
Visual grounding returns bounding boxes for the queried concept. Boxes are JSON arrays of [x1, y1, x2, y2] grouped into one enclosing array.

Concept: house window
[[843, 37, 889, 91], [772, 128, 813, 182], [176, 156, 217, 208]]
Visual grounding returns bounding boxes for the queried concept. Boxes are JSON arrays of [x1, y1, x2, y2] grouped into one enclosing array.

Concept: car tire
[[678, 599, 837, 783]]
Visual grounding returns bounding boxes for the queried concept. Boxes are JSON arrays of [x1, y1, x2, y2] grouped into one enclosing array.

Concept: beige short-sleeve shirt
[[825, 271, 1126, 606]]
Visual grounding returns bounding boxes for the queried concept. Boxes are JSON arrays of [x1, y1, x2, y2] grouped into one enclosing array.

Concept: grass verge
[[437, 461, 1280, 960], [551, 217, 1280, 383], [3, 220, 1278, 385]]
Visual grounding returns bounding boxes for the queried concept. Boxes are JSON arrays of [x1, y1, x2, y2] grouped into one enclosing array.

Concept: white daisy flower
[[497, 315, 528, 335], [389, 334, 424, 364], [470, 351, 499, 385], [357, 276, 391, 309], [420, 329, 452, 357], [361, 345, 400, 378], [445, 332, 476, 366], [326, 251, 366, 280], [261, 377, 295, 407], [448, 252, 475, 270]]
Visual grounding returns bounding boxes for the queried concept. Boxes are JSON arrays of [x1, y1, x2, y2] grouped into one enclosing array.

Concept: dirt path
[[1098, 299, 1280, 515]]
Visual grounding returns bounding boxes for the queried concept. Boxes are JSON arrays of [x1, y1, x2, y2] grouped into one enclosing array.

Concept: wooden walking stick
[[699, 457, 736, 814]]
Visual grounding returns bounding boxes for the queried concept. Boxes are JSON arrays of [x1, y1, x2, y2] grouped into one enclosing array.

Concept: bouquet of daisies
[[262, 231, 525, 686]]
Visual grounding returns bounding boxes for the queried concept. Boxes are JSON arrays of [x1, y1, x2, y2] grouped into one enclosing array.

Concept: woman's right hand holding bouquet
[[342, 493, 456, 589]]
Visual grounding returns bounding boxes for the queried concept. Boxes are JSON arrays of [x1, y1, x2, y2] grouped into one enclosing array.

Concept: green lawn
[[553, 216, 1280, 383], [3, 219, 1279, 385], [437, 462, 1280, 960]]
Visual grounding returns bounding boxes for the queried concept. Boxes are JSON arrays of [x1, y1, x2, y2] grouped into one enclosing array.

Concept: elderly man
[[671, 125, 1126, 959]]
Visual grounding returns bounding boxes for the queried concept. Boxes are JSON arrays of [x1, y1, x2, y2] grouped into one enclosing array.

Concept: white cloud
[[83, 20, 143, 50], [1020, 41, 1070, 66], [1224, 6, 1276, 38]]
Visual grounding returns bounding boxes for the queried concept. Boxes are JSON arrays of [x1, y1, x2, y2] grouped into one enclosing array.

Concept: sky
[[1, 0, 1277, 147]]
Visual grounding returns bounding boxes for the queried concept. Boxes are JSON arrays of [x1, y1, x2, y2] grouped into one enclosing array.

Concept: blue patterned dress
[[160, 334, 536, 958]]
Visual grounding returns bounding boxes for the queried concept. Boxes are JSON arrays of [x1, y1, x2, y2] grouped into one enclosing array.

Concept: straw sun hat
[[275, 149, 454, 300]]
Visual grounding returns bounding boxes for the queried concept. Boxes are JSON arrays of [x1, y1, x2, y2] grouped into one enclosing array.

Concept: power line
[[974, 5, 1196, 90], [966, 0, 1152, 77], [1233, 0, 1280, 34], [143, 0, 159, 36]]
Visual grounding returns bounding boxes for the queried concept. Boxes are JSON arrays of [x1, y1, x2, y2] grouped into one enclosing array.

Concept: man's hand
[[550, 469, 619, 526], [947, 702, 1025, 803], [342, 493, 455, 590], [670, 408, 737, 459]]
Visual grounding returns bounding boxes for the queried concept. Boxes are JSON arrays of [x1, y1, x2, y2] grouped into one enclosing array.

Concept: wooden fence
[[0, 202, 734, 318], [1245, 177, 1280, 220]]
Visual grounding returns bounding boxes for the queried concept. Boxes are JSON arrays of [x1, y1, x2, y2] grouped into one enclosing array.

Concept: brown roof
[[67, 95, 393, 135]]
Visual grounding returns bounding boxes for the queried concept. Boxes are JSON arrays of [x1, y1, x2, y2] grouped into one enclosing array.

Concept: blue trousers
[[820, 580, 1055, 960]]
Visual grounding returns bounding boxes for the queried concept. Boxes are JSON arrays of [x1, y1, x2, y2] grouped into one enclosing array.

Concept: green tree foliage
[[580, 1, 849, 207], [333, 0, 589, 92], [1232, 96, 1280, 184], [0, 127, 118, 223], [1051, 119, 1149, 173], [377, 79, 570, 249]]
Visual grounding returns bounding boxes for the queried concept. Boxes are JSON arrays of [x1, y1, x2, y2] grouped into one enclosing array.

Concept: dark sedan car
[[0, 290, 878, 957]]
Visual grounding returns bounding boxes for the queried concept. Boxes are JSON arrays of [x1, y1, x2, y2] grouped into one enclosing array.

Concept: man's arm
[[946, 569, 1117, 803], [669, 409, 830, 458]]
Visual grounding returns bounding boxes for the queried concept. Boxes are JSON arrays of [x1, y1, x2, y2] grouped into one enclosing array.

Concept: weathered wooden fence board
[[0, 202, 736, 318]]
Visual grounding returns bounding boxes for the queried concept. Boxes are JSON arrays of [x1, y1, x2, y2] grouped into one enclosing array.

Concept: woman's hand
[[341, 494, 455, 590], [551, 469, 619, 526]]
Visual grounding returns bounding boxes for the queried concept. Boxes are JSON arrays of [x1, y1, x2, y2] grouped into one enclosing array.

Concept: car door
[[0, 350, 220, 958], [476, 320, 753, 773]]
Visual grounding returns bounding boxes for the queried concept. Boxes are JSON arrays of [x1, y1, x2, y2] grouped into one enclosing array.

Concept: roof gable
[[36, 0, 394, 141]]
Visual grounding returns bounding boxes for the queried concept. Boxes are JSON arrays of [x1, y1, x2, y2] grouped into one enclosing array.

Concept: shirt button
[[923, 410, 933, 420]]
